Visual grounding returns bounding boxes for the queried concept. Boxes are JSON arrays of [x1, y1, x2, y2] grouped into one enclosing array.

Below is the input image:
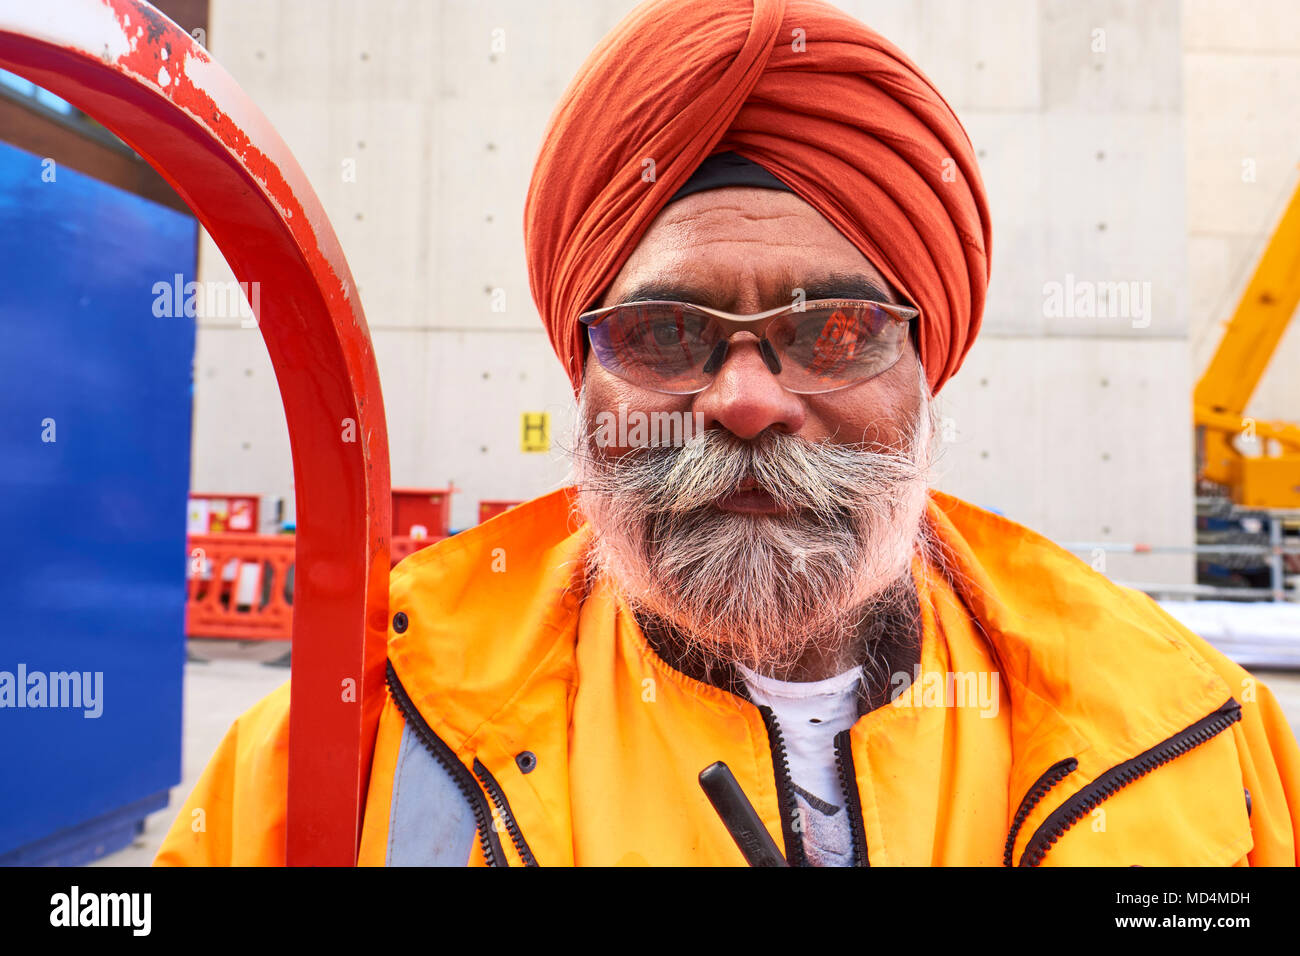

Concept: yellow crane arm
[[1194, 173, 1300, 505], [1194, 175, 1300, 423]]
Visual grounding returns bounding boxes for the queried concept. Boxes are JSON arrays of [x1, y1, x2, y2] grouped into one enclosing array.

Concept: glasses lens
[[768, 303, 908, 392], [587, 303, 717, 393]]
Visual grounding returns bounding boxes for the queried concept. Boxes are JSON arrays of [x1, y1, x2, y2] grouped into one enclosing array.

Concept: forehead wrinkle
[[661, 204, 814, 225]]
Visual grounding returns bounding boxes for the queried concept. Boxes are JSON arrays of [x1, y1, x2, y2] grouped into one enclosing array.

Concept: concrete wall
[[840, 0, 1194, 584], [194, 0, 622, 531], [1184, 0, 1300, 436], [190, 0, 1265, 587]]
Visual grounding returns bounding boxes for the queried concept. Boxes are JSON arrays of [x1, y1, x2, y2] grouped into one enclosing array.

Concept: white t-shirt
[[737, 663, 863, 867]]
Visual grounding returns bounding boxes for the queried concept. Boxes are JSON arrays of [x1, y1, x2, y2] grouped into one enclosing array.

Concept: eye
[[776, 307, 881, 370], [608, 306, 713, 365], [784, 312, 845, 353], [650, 319, 681, 347], [638, 310, 708, 345]]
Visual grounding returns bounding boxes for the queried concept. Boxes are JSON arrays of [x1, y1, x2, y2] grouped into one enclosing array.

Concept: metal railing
[[1063, 513, 1300, 603]]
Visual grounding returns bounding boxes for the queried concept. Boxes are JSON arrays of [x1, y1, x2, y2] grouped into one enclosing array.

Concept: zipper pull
[[699, 761, 789, 867]]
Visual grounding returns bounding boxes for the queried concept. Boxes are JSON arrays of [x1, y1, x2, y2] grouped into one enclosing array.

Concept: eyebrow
[[616, 271, 895, 310]]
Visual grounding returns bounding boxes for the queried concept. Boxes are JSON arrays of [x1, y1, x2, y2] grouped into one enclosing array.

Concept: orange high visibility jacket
[[155, 488, 1300, 866]]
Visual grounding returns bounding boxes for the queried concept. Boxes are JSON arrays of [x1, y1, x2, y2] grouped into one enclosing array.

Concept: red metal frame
[[0, 0, 390, 864]]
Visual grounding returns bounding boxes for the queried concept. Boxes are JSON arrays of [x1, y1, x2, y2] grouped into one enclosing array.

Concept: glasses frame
[[578, 297, 920, 395]]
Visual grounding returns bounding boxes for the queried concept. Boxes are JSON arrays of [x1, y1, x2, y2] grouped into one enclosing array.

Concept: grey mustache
[[586, 427, 926, 522]]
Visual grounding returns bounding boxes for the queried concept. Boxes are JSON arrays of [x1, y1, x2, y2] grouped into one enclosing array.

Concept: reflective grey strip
[[386, 721, 477, 866]]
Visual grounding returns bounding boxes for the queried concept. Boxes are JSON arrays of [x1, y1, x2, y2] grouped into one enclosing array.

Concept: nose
[[692, 334, 805, 439]]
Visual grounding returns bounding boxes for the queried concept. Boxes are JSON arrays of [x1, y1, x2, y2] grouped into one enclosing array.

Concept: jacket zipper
[[755, 705, 871, 867], [472, 758, 538, 866], [756, 704, 808, 866], [385, 661, 510, 867], [833, 729, 870, 867], [1010, 699, 1242, 867], [1002, 757, 1078, 867]]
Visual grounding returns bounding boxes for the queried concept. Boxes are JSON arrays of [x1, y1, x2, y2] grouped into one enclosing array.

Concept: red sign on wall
[[189, 494, 260, 534]]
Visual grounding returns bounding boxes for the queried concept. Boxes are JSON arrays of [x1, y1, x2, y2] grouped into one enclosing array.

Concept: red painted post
[[0, 0, 391, 865]]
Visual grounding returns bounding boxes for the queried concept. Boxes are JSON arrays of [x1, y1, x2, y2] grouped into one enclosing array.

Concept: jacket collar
[[387, 486, 1241, 861], [388, 487, 589, 755], [922, 493, 1241, 862]]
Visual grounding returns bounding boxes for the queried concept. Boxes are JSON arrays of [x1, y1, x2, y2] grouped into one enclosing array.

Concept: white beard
[[570, 372, 936, 677]]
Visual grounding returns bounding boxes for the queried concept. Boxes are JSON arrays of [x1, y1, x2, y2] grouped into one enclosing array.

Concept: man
[[157, 0, 1300, 866]]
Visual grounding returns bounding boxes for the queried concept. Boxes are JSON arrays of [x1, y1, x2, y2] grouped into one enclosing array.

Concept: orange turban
[[524, 0, 991, 397]]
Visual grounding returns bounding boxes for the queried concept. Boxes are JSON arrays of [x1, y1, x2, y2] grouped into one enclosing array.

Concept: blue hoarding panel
[[0, 140, 195, 861]]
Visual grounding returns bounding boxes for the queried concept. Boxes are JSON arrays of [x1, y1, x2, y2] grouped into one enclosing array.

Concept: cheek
[[804, 354, 921, 449], [584, 361, 695, 457]]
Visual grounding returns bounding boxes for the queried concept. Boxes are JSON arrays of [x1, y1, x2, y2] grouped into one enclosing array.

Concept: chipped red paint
[[0, 0, 391, 865]]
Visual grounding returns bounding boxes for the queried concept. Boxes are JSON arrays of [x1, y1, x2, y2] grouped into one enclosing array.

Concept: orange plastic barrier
[[185, 534, 295, 641], [185, 529, 449, 640]]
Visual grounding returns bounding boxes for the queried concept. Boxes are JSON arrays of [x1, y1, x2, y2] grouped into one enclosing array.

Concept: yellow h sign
[[520, 412, 550, 453]]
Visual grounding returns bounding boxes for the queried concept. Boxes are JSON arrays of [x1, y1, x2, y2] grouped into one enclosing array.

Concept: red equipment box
[[392, 487, 454, 539], [479, 500, 522, 523]]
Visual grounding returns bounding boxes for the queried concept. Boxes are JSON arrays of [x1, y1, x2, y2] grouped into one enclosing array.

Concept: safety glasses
[[579, 298, 918, 395]]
